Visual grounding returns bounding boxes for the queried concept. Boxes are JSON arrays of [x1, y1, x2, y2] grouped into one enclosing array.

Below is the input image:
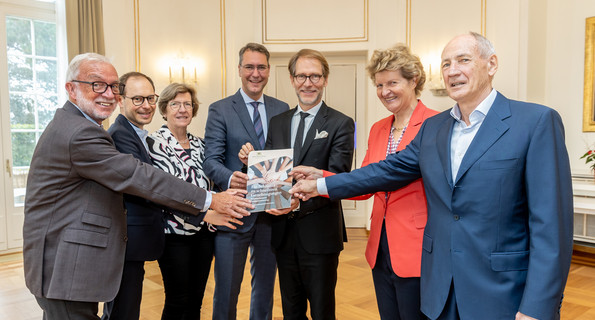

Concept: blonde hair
[[366, 44, 426, 97]]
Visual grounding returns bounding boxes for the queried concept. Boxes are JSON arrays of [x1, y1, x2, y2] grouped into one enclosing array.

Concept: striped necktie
[[250, 101, 265, 149]]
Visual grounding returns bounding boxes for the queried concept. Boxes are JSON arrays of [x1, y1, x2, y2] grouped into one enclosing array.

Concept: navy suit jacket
[[108, 114, 165, 261], [268, 103, 354, 254], [326, 92, 573, 320], [204, 89, 289, 232]]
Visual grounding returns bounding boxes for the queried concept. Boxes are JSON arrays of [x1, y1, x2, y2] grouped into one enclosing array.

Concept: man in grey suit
[[23, 53, 251, 320], [204, 43, 289, 320]]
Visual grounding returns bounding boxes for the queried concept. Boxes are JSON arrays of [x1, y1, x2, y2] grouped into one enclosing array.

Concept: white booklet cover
[[246, 148, 293, 212]]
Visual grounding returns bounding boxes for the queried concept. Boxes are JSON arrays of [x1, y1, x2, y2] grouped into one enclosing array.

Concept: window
[[7, 16, 59, 205], [1, 0, 64, 250]]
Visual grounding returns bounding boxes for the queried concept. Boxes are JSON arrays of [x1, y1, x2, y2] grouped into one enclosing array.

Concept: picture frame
[[583, 17, 595, 131]]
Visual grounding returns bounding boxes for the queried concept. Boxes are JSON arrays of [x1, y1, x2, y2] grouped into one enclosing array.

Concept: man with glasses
[[262, 49, 354, 319], [204, 43, 289, 320], [101, 72, 162, 320], [290, 33, 573, 320], [23, 53, 252, 320]]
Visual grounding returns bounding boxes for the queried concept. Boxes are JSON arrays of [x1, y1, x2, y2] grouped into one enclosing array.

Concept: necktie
[[250, 101, 265, 149], [293, 112, 310, 161]]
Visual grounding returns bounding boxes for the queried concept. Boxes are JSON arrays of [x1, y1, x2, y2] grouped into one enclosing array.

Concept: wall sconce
[[427, 64, 448, 96], [165, 55, 205, 87], [168, 65, 198, 85]]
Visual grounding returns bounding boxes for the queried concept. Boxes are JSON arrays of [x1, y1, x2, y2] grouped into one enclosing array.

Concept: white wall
[[544, 0, 595, 175], [101, 0, 595, 175]]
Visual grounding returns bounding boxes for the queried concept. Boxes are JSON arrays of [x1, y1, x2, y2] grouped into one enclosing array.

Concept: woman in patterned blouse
[[148, 83, 231, 319]]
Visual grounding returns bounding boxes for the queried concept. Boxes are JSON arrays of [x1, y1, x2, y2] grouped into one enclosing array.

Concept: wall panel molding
[[262, 0, 368, 44]]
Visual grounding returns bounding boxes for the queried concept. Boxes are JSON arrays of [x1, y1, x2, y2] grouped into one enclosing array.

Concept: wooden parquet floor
[[1, 228, 595, 319]]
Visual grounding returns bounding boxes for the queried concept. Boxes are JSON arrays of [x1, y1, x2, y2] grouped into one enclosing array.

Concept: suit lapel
[[231, 90, 261, 147], [263, 95, 277, 123], [297, 103, 328, 164], [437, 116, 455, 187], [454, 94, 511, 184], [398, 100, 425, 152], [283, 110, 295, 149], [117, 115, 151, 162]]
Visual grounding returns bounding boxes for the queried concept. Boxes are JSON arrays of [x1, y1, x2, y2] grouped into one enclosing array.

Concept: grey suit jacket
[[204, 89, 289, 232], [23, 101, 208, 302]]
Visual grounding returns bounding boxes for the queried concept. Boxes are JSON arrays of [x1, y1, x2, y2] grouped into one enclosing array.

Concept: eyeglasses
[[241, 64, 269, 73], [169, 101, 194, 111], [72, 80, 124, 94], [293, 74, 323, 84], [125, 95, 159, 106]]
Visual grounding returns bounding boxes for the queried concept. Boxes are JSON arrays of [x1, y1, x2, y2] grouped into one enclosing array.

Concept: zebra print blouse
[[147, 125, 213, 235]]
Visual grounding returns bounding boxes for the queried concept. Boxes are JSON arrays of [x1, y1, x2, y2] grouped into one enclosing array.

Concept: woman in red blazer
[[360, 45, 438, 320], [296, 44, 438, 319]]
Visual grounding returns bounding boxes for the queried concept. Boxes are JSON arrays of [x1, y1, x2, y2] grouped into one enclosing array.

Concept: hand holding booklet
[[246, 148, 293, 212]]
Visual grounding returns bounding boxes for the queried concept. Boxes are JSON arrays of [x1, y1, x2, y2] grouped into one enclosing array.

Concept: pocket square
[[314, 129, 328, 139]]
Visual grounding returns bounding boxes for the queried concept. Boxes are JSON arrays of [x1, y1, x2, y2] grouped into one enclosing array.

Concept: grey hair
[[65, 53, 112, 82], [469, 31, 496, 59]]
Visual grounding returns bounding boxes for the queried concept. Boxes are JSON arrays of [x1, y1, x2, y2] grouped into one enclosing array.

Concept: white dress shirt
[[291, 101, 323, 148]]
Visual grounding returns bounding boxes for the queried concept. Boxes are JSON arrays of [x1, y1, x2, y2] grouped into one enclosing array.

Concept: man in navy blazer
[[102, 72, 163, 320], [204, 43, 289, 320], [291, 32, 573, 320]]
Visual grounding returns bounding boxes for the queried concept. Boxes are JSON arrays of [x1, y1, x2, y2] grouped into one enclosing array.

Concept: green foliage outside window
[[6, 16, 58, 168]]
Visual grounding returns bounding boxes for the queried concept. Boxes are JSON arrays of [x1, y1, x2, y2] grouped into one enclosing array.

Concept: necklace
[[177, 136, 189, 144], [394, 120, 410, 131]]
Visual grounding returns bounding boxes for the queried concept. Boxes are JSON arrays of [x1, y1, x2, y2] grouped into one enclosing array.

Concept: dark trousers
[[35, 296, 99, 320], [372, 223, 422, 320], [101, 260, 145, 320], [158, 229, 215, 320], [212, 212, 277, 320], [275, 219, 340, 320]]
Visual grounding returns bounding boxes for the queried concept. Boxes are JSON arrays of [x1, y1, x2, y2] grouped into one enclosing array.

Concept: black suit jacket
[[108, 114, 165, 261], [266, 102, 354, 254]]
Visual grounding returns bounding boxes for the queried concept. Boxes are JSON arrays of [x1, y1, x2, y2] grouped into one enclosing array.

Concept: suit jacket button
[[123, 209, 127, 215], [123, 236, 128, 242]]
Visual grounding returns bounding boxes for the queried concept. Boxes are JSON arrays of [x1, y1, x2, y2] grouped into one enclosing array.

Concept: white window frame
[[0, 0, 66, 252]]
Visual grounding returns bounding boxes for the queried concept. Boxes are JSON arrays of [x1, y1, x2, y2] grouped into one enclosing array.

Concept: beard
[[74, 90, 116, 124], [297, 90, 323, 109]]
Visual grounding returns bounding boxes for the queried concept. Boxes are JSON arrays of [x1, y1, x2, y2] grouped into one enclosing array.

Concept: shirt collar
[[449, 88, 497, 124], [70, 101, 101, 126], [296, 100, 323, 117], [127, 119, 149, 140], [239, 88, 264, 105]]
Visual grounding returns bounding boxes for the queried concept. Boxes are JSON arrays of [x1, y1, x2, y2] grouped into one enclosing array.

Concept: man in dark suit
[[23, 53, 251, 320], [265, 49, 354, 320], [291, 33, 573, 320], [204, 43, 289, 320], [101, 72, 162, 320]]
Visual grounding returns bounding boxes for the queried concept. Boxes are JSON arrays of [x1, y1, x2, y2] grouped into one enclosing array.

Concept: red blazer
[[324, 100, 438, 277]]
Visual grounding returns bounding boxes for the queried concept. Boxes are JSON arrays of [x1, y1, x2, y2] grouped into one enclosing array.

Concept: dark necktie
[[250, 101, 265, 149], [293, 112, 309, 161]]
